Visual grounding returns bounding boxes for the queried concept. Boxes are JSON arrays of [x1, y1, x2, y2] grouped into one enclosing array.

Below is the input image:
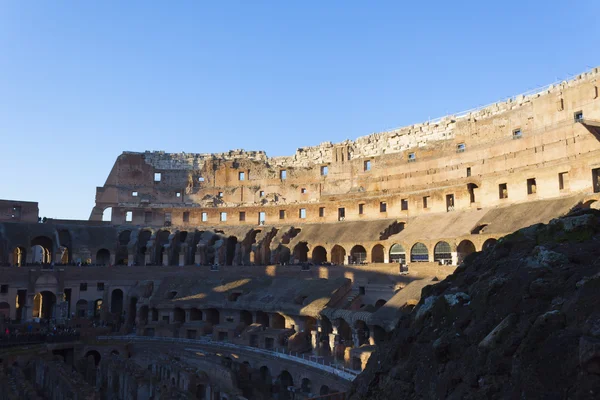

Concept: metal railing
[[98, 335, 359, 381]]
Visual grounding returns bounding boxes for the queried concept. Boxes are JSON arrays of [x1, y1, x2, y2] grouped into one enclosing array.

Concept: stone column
[[352, 328, 361, 348], [162, 253, 169, 266], [384, 252, 389, 264], [328, 332, 337, 355], [368, 325, 376, 346], [311, 330, 318, 353], [128, 252, 135, 266], [144, 252, 151, 266], [451, 251, 458, 266], [178, 252, 185, 267]]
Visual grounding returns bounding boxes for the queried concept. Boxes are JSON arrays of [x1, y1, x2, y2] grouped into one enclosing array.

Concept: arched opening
[[75, 299, 88, 318], [31, 236, 53, 264], [293, 242, 309, 263], [278, 370, 294, 400], [434, 241, 452, 264], [110, 289, 124, 314], [58, 229, 71, 264], [410, 242, 429, 262], [373, 325, 387, 344], [189, 308, 202, 321], [156, 230, 170, 265], [272, 313, 286, 329], [354, 320, 370, 346], [226, 236, 237, 265], [320, 385, 330, 395], [240, 310, 252, 326], [482, 238, 498, 251], [33, 291, 56, 319], [259, 366, 271, 385], [137, 230, 152, 266], [301, 378, 312, 394], [127, 297, 138, 325], [457, 240, 476, 264], [173, 307, 185, 323], [331, 245, 346, 265], [195, 384, 206, 400], [371, 244, 385, 263], [119, 230, 132, 246], [116, 230, 131, 265], [96, 249, 110, 265], [467, 183, 478, 204], [12, 247, 26, 267], [151, 307, 159, 322], [94, 299, 103, 318], [102, 207, 113, 222], [256, 311, 269, 327], [205, 308, 220, 325], [0, 302, 10, 320], [350, 245, 367, 264], [139, 305, 149, 324], [375, 299, 387, 310], [335, 318, 351, 343], [311, 246, 327, 264], [389, 243, 406, 263], [84, 350, 101, 366]]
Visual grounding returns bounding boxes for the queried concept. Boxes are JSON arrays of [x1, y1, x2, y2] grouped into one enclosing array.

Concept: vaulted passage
[[457, 240, 476, 264], [350, 245, 367, 264], [331, 245, 346, 265], [434, 241, 451, 264], [371, 244, 385, 263], [389, 243, 406, 263], [293, 242, 309, 263], [411, 242, 429, 262], [311, 246, 327, 263]]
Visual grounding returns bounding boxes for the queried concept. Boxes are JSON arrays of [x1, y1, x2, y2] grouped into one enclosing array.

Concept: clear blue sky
[[1, 1, 599, 220]]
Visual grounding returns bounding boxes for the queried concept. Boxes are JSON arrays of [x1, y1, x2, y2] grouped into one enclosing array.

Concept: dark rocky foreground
[[351, 209, 600, 400]]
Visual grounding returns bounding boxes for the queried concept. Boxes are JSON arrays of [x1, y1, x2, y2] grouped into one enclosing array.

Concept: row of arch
[[305, 238, 497, 264]]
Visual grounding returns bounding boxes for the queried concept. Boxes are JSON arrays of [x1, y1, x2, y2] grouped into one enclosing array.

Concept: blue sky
[[1, 1, 599, 220]]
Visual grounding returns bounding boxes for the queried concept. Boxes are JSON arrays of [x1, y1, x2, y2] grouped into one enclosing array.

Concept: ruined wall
[[89, 67, 600, 228]]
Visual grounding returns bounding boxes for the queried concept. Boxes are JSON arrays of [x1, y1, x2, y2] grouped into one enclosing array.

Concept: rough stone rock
[[350, 209, 600, 400]]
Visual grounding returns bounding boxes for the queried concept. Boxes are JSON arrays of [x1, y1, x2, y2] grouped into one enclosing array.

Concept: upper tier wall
[[136, 67, 600, 169]]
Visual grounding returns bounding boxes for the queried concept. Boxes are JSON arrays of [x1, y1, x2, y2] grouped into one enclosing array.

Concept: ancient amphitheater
[[1, 67, 600, 399]]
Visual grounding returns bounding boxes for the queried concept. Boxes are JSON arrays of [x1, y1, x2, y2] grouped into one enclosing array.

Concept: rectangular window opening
[[593, 168, 600, 193], [220, 212, 227, 222], [183, 211, 190, 223], [259, 190, 265, 197], [80, 283, 87, 292], [258, 212, 266, 225], [97, 282, 104, 291], [423, 196, 430, 209], [176, 192, 181, 198], [499, 183, 508, 199], [401, 199, 408, 211], [575, 111, 584, 122], [201, 212, 208, 222], [198, 176, 205, 182], [338, 207, 345, 221], [0, 285, 8, 294], [527, 178, 537, 195], [457, 143, 466, 153], [280, 170, 287, 180], [279, 210, 285, 220], [364, 160, 371, 171], [380, 202, 387, 212], [132, 191, 138, 197], [301, 188, 307, 194], [299, 208, 306, 219], [319, 207, 325, 217], [154, 172, 162, 182], [559, 172, 569, 191], [144, 211, 153, 223], [358, 203, 364, 215], [446, 194, 455, 212], [466, 167, 471, 177], [513, 129, 522, 139], [126, 211, 133, 222], [239, 171, 245, 181], [321, 165, 328, 176], [408, 152, 416, 162], [239, 212, 246, 222]]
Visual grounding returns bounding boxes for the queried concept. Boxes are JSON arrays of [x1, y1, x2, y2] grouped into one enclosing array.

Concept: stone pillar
[[162, 254, 169, 266], [384, 252, 389, 263], [110, 253, 116, 265], [311, 330, 318, 353], [451, 251, 458, 266], [328, 333, 337, 355], [352, 328, 360, 348], [128, 252, 135, 266], [368, 325, 376, 346], [185, 310, 191, 323], [178, 252, 185, 267], [144, 252, 151, 266], [25, 294, 35, 321], [345, 255, 351, 265]]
